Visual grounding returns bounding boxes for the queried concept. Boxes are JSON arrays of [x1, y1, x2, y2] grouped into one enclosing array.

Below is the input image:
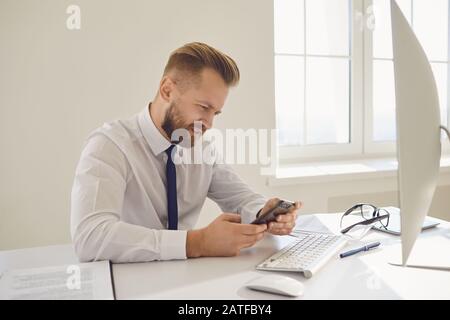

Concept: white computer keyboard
[[256, 232, 347, 278]]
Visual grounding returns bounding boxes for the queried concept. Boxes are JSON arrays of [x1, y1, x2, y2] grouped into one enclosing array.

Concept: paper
[[291, 214, 333, 236], [0, 260, 114, 300]]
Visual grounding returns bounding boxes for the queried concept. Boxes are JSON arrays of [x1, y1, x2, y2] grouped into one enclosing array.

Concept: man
[[71, 42, 301, 263]]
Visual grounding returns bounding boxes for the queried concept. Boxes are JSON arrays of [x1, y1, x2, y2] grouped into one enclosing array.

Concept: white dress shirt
[[70, 106, 267, 263]]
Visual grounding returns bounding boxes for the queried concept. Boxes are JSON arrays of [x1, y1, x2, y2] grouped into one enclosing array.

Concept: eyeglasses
[[340, 204, 390, 240]]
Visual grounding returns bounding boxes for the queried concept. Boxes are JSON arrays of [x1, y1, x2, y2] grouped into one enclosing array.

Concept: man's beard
[[161, 101, 204, 147]]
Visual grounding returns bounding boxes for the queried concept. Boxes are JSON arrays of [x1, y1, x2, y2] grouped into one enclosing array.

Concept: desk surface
[[1, 214, 450, 300]]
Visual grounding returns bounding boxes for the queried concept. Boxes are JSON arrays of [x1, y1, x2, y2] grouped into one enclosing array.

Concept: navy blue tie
[[165, 145, 178, 230]]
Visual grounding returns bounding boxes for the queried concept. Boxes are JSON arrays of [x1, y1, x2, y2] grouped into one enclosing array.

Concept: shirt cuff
[[160, 230, 187, 260]]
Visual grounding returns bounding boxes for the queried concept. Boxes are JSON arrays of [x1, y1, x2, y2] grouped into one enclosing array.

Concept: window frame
[[363, 0, 450, 156], [277, 0, 364, 162], [277, 0, 450, 164], [363, 0, 397, 156]]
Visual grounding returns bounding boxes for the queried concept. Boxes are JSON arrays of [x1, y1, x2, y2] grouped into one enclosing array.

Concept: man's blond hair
[[163, 42, 240, 87]]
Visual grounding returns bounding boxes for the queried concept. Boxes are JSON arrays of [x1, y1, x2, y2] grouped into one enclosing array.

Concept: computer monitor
[[390, 0, 445, 265]]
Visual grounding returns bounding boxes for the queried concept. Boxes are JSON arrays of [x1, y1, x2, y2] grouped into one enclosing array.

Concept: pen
[[339, 242, 381, 258]]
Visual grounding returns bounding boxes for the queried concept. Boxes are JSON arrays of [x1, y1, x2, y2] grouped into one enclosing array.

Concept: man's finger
[[240, 240, 257, 249], [239, 233, 265, 249], [283, 201, 301, 215], [237, 223, 267, 235], [245, 232, 265, 243], [221, 213, 241, 223], [270, 221, 295, 229], [260, 198, 280, 215], [268, 228, 290, 235], [276, 212, 296, 223], [286, 201, 301, 213]]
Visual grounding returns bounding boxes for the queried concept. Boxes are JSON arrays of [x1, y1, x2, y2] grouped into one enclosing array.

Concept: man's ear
[[159, 76, 175, 103]]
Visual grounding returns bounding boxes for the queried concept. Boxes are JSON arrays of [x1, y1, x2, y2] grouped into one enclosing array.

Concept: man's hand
[[186, 213, 267, 258], [259, 198, 302, 236]]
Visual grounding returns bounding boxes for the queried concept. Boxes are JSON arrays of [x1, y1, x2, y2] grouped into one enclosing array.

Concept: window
[[275, 0, 450, 161], [366, 0, 450, 154]]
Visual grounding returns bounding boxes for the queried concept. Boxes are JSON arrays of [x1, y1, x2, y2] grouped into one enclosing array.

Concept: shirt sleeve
[[70, 133, 187, 263], [207, 158, 267, 225]]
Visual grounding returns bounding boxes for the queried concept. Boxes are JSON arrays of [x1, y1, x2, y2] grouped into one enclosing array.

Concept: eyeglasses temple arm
[[340, 214, 389, 234], [441, 126, 450, 141]]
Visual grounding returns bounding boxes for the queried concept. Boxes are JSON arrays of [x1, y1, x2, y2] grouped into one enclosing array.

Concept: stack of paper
[[0, 260, 114, 300]]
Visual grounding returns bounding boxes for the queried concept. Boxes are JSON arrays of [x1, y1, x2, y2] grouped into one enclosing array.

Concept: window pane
[[306, 0, 350, 56], [373, 60, 396, 142], [275, 56, 304, 146], [413, 0, 449, 62], [431, 63, 449, 127], [306, 57, 350, 145], [373, 0, 411, 59], [274, 0, 304, 54], [372, 0, 450, 144], [372, 62, 448, 142]]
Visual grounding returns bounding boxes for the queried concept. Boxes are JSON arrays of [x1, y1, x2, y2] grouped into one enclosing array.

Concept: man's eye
[[198, 104, 208, 110]]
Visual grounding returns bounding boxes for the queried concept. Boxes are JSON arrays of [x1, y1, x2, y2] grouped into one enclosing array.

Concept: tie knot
[[165, 144, 176, 157]]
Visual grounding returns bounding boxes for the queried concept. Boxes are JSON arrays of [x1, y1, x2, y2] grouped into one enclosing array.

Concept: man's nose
[[203, 114, 214, 130]]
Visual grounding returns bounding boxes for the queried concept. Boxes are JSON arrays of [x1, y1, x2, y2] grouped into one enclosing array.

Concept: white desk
[[2, 214, 450, 300]]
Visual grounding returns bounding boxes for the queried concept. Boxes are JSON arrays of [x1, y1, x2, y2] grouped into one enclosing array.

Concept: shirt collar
[[138, 104, 171, 156]]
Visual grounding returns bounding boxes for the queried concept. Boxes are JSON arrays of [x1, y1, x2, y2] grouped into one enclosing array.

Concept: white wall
[[1, 0, 449, 250]]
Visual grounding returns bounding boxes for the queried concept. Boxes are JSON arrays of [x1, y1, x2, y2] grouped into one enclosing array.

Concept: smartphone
[[251, 200, 295, 225]]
